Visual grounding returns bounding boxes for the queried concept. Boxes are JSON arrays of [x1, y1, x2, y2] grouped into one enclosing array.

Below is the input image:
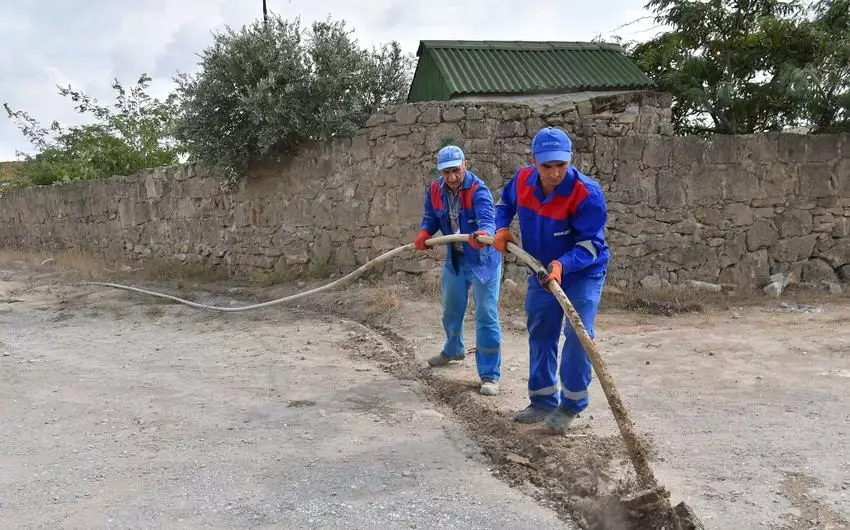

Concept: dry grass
[[411, 267, 443, 299], [603, 284, 715, 316], [0, 161, 24, 178], [359, 284, 404, 317], [0, 248, 227, 285], [402, 268, 720, 317], [0, 248, 110, 281], [4, 246, 846, 319], [0, 161, 25, 191], [602, 281, 850, 316], [244, 269, 286, 287], [133, 258, 227, 284], [293, 280, 406, 328]]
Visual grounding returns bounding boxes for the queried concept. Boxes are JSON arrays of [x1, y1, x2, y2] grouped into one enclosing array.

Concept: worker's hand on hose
[[413, 229, 431, 251], [492, 228, 513, 254], [467, 230, 489, 250], [536, 261, 563, 290]]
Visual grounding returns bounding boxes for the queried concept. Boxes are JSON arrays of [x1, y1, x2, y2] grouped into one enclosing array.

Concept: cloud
[[0, 0, 660, 160]]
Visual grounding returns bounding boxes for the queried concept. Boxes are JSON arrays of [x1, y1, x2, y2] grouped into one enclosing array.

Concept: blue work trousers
[[441, 259, 502, 381], [525, 273, 605, 413]]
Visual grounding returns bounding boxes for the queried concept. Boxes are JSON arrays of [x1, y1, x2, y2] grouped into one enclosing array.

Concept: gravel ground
[[0, 270, 574, 530], [4, 258, 850, 530], [379, 294, 850, 530]]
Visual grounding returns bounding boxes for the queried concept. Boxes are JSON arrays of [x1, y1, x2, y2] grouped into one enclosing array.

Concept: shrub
[[173, 14, 414, 184], [3, 74, 182, 187]]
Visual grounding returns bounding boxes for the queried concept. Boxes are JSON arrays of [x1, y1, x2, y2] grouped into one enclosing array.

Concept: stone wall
[[1, 90, 849, 290], [597, 133, 850, 289]]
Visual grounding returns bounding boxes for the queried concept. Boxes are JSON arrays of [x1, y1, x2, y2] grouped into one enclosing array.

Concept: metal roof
[[407, 40, 655, 102]]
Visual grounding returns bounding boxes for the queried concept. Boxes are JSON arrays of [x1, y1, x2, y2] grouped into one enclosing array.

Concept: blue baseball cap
[[436, 145, 465, 170], [532, 127, 573, 164]]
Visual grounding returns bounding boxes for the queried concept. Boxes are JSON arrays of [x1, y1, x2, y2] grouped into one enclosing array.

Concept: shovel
[[471, 234, 705, 530]]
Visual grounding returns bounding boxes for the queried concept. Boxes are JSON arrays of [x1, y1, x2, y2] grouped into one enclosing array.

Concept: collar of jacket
[[439, 170, 474, 192]]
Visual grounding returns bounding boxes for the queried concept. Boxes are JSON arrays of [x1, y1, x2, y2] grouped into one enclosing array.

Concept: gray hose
[[81, 234, 519, 312]]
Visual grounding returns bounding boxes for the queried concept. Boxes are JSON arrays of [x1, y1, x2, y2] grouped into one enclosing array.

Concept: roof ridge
[[416, 40, 626, 56]]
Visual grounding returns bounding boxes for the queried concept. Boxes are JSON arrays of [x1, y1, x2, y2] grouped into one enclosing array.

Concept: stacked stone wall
[[1, 90, 848, 288]]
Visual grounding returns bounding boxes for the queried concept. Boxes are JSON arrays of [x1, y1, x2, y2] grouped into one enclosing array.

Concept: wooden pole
[[494, 238, 659, 489]]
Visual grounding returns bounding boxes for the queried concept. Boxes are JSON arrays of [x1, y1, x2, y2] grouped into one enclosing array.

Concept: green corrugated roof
[[407, 40, 655, 102]]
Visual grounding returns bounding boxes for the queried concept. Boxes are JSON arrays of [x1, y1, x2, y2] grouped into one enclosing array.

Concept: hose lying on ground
[[82, 232, 702, 527], [82, 234, 476, 312]]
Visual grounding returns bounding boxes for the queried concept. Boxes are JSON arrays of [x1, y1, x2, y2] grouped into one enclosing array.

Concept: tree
[[627, 0, 849, 135], [779, 0, 850, 132], [3, 74, 183, 186], [172, 14, 414, 183]]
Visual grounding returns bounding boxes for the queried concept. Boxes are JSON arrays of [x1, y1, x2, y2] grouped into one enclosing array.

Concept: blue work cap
[[436, 145, 465, 170], [532, 127, 573, 164]]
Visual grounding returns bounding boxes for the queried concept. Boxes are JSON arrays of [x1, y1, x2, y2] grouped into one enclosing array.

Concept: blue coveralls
[[420, 170, 503, 381], [495, 165, 610, 412]]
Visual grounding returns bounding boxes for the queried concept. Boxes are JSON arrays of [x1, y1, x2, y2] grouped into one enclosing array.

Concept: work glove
[[413, 229, 431, 251], [536, 261, 563, 289], [467, 230, 489, 250], [492, 228, 513, 254]]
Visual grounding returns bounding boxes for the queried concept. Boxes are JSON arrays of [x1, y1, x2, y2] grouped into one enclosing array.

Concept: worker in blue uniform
[[493, 127, 610, 431], [413, 145, 503, 396]]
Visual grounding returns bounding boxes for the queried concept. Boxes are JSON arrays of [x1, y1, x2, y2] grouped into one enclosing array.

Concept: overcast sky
[[0, 0, 664, 160]]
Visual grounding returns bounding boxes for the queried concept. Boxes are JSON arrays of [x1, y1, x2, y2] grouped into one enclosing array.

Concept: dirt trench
[[292, 295, 691, 530], [283, 278, 849, 530]]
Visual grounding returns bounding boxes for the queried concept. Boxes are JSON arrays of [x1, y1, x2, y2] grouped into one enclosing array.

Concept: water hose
[[82, 232, 701, 528]]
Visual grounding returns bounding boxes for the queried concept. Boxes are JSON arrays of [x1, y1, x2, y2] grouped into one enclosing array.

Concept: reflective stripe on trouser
[[525, 273, 605, 412], [441, 258, 502, 381]]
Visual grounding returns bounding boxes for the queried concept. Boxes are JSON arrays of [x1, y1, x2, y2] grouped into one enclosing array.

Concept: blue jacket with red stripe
[[420, 170, 502, 282], [495, 165, 609, 284]]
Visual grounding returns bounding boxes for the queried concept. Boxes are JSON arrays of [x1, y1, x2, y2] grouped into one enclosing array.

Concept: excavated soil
[[284, 279, 849, 530], [297, 301, 696, 530]]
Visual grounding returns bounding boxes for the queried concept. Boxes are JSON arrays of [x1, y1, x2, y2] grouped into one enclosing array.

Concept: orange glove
[[413, 229, 431, 251], [492, 228, 513, 253], [467, 230, 488, 250], [537, 261, 563, 289]]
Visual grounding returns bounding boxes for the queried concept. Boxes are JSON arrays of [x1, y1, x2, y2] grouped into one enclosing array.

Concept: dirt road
[[2, 258, 849, 530], [294, 276, 850, 530], [0, 268, 572, 529]]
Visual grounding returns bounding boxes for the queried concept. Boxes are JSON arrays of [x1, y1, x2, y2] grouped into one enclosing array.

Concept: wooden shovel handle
[[426, 233, 658, 490]]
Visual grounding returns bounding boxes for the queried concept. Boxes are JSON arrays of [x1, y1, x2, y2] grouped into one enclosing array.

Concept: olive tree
[[173, 15, 414, 183]]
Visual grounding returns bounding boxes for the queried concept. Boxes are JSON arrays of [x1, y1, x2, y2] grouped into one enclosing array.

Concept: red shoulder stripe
[[565, 181, 590, 216], [459, 181, 478, 210], [429, 180, 443, 210], [516, 167, 589, 220]]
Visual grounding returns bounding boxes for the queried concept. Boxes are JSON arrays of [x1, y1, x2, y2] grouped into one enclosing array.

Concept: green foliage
[[627, 0, 849, 135], [0, 161, 25, 194], [3, 74, 182, 187], [0, 161, 22, 180], [779, 0, 850, 132], [173, 14, 415, 183]]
